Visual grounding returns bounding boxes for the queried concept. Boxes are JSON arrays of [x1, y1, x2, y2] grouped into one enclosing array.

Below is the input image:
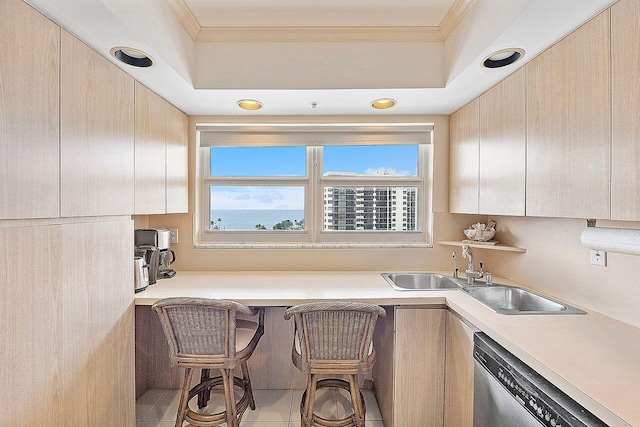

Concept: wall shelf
[[437, 240, 526, 253]]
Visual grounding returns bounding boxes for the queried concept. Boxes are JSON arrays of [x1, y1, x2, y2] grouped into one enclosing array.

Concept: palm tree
[[255, 224, 267, 230]]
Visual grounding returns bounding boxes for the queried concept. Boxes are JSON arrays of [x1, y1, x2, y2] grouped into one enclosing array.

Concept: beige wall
[[485, 216, 640, 328]]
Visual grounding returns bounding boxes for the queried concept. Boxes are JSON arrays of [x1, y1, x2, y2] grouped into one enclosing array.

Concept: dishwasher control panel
[[474, 333, 608, 427]]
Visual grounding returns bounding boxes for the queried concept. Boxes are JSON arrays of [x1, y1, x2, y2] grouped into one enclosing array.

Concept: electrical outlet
[[169, 228, 179, 244], [590, 250, 606, 267]]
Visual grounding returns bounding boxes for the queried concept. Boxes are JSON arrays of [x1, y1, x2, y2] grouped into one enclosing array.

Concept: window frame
[[194, 124, 433, 248]]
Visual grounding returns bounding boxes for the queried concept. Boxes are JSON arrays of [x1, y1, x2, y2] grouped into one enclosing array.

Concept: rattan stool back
[[284, 302, 385, 427], [153, 297, 264, 427]]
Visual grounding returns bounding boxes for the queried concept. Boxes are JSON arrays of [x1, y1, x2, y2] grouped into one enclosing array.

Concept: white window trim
[[193, 124, 434, 249]]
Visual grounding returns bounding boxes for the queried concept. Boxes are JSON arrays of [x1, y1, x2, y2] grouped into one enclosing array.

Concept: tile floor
[[136, 388, 385, 427]]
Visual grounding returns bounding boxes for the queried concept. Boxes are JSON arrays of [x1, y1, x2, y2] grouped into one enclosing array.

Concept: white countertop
[[135, 271, 640, 427]]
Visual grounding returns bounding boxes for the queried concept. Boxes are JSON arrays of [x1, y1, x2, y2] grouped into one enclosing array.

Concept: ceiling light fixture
[[482, 48, 525, 69], [110, 46, 154, 68], [371, 98, 397, 110], [237, 99, 263, 110]]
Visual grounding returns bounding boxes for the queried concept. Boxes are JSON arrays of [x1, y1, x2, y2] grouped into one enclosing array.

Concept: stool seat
[[285, 302, 385, 427], [153, 297, 264, 427]]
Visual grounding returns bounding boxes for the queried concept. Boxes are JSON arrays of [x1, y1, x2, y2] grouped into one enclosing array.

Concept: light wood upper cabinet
[[450, 99, 479, 214], [0, 0, 60, 219], [444, 310, 477, 427], [135, 83, 168, 214], [165, 104, 189, 214], [135, 83, 188, 214], [526, 10, 611, 219], [479, 68, 526, 216], [60, 31, 135, 217], [611, 0, 640, 221], [373, 307, 446, 427]]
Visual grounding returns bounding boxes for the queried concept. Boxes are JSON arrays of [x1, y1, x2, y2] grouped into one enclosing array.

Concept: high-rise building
[[323, 186, 417, 231]]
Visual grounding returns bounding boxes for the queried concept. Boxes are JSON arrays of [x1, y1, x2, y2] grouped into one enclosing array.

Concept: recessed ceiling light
[[482, 48, 525, 69], [371, 98, 397, 110], [237, 99, 263, 110], [110, 46, 154, 68]]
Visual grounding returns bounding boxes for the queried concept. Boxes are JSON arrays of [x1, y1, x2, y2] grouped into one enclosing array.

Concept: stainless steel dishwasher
[[473, 333, 608, 427]]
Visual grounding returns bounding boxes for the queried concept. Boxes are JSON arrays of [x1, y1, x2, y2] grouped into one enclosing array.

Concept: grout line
[[139, 389, 169, 422]]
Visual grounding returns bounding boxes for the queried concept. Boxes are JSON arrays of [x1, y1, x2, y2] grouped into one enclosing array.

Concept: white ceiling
[[26, 0, 616, 117], [185, 0, 455, 27]]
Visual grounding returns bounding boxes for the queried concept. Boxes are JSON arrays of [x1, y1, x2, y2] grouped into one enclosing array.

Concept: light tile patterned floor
[[136, 388, 385, 427]]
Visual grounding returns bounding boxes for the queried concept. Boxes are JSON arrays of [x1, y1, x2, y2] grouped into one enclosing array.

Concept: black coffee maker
[[135, 229, 176, 281]]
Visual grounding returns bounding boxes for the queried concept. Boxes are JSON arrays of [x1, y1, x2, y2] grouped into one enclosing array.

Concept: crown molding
[[164, 0, 200, 40], [439, 0, 476, 40], [165, 0, 475, 43], [195, 26, 443, 43]]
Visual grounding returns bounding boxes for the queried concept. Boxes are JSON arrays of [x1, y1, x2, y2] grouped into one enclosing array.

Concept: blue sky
[[210, 145, 417, 176], [209, 145, 418, 210]]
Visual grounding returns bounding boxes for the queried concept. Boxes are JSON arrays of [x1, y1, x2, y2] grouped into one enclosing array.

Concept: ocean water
[[210, 209, 304, 230]]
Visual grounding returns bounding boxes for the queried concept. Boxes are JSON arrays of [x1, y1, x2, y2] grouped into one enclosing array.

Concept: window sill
[[194, 242, 433, 249]]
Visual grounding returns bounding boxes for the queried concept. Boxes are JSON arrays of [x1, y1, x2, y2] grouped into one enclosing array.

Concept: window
[[195, 124, 433, 247]]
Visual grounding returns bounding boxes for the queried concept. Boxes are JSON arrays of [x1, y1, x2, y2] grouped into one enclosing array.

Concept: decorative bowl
[[464, 227, 496, 242]]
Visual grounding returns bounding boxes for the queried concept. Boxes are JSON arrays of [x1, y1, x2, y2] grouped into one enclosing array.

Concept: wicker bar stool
[[152, 297, 264, 427], [284, 302, 386, 427]]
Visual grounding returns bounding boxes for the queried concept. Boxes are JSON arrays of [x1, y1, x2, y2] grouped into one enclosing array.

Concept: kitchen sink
[[381, 273, 463, 291], [462, 285, 585, 315]]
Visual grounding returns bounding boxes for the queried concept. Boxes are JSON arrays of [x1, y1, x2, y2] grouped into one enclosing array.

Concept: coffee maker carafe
[[135, 228, 176, 280]]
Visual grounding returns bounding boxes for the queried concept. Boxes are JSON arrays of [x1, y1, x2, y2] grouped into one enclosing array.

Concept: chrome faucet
[[452, 251, 459, 279], [461, 245, 483, 284]]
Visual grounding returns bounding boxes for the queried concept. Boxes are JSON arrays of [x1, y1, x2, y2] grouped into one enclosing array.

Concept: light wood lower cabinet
[[0, 0, 60, 219], [444, 310, 477, 427], [60, 220, 135, 426], [373, 307, 446, 427], [0, 225, 64, 425], [0, 219, 135, 426]]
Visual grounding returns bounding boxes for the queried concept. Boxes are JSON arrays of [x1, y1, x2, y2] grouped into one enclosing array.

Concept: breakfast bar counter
[[135, 271, 640, 427]]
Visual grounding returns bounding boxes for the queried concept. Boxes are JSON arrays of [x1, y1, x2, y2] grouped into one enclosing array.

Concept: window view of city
[[324, 186, 417, 231], [207, 144, 420, 232]]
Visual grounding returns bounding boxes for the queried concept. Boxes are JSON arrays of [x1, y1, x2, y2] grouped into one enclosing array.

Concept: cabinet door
[[60, 219, 135, 426], [0, 225, 63, 425], [611, 0, 640, 220], [394, 308, 445, 427], [165, 103, 188, 213], [479, 68, 526, 216], [0, 0, 59, 219], [526, 10, 611, 218], [60, 31, 135, 217], [450, 99, 479, 214], [444, 311, 477, 427], [135, 82, 167, 214]]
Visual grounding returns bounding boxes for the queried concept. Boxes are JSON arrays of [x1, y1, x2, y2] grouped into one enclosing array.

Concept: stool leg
[[221, 368, 239, 427], [348, 374, 365, 427], [198, 368, 211, 409], [176, 368, 195, 427], [241, 361, 256, 410], [302, 373, 318, 427]]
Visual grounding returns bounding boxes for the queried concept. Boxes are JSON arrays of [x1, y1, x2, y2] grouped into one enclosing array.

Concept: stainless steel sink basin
[[462, 285, 585, 315], [382, 273, 463, 291]]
